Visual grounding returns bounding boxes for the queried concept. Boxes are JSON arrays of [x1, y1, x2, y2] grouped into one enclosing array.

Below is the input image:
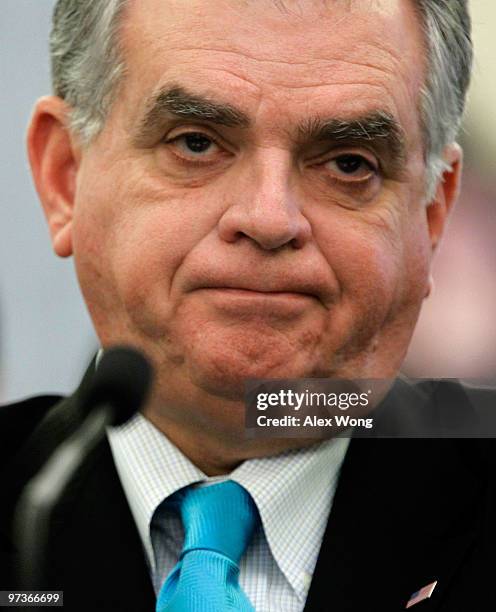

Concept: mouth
[[189, 279, 322, 299], [195, 286, 317, 316], [182, 268, 335, 311], [203, 287, 315, 299]]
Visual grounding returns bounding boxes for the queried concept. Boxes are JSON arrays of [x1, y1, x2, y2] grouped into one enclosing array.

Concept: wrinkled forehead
[[116, 0, 426, 147], [119, 0, 425, 79]]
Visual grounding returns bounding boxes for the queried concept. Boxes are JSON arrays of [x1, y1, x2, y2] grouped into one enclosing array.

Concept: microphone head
[[81, 346, 153, 425]]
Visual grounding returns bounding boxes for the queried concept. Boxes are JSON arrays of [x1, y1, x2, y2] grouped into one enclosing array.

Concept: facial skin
[[29, 0, 461, 473]]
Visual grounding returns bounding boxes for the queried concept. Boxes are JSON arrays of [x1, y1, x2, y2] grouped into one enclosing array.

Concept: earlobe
[[52, 220, 74, 258], [27, 96, 80, 258], [424, 274, 434, 299], [425, 143, 463, 252]]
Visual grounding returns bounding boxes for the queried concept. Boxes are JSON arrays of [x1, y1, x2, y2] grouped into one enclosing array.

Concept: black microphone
[[79, 345, 153, 425], [14, 346, 153, 590]]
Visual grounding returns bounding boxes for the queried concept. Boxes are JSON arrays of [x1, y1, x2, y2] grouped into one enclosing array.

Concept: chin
[[190, 369, 250, 401], [184, 341, 324, 402]]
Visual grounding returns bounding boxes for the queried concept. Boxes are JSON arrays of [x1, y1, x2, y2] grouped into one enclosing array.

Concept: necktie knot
[[179, 480, 258, 564], [156, 480, 259, 611]]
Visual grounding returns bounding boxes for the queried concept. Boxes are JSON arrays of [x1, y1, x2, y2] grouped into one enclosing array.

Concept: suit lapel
[[304, 381, 485, 612], [44, 437, 156, 611]]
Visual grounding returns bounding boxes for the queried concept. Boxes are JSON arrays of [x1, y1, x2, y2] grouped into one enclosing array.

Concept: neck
[[143, 408, 317, 476]]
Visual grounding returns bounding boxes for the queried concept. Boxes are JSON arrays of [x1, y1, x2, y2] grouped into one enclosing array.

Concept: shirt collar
[[231, 437, 349, 599], [108, 414, 207, 568], [108, 413, 349, 599]]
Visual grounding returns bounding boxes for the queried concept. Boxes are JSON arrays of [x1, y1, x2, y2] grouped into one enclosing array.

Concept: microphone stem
[[14, 404, 113, 589]]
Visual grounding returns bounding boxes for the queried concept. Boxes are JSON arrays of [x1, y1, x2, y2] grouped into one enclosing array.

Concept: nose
[[217, 150, 312, 250]]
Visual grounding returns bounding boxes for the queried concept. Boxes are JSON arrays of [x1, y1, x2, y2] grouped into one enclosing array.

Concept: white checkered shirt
[[108, 415, 349, 611]]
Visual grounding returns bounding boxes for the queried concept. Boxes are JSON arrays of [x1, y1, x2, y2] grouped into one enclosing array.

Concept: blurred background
[[403, 1, 496, 377], [0, 0, 495, 403]]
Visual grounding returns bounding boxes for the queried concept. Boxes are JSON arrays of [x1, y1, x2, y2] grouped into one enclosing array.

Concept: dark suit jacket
[[1, 371, 496, 611]]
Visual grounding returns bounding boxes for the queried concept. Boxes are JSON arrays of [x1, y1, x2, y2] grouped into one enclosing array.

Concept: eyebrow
[[134, 84, 407, 164], [296, 112, 408, 165], [134, 86, 250, 144]]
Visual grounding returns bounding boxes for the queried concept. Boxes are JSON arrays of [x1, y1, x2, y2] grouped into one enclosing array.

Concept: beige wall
[[464, 0, 496, 177]]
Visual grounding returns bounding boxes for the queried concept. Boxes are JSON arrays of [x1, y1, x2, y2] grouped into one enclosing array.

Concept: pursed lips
[[179, 261, 338, 310], [184, 279, 333, 309], [200, 286, 313, 297]]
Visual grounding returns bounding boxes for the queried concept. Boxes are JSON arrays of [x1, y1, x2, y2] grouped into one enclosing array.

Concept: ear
[[425, 142, 463, 253], [27, 96, 81, 258]]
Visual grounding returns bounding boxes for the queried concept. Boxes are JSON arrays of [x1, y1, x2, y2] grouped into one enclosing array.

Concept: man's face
[[70, 0, 432, 415]]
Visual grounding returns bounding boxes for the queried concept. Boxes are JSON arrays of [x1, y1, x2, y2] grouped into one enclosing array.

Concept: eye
[[164, 131, 221, 160], [325, 154, 377, 181]]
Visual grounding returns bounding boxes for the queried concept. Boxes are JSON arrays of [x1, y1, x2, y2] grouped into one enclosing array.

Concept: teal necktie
[[156, 480, 259, 611]]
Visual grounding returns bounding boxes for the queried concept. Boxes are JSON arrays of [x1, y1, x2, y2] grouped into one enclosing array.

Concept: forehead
[[119, 0, 425, 136]]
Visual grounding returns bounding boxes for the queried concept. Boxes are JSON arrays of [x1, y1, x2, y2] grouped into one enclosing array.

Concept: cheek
[[107, 209, 196, 333], [316, 212, 400, 304], [72, 175, 204, 338], [336, 238, 402, 339], [315, 205, 430, 333]]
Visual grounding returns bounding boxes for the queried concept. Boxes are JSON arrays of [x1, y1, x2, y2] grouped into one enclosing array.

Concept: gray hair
[[415, 0, 473, 198], [50, 0, 472, 199], [50, 0, 128, 140]]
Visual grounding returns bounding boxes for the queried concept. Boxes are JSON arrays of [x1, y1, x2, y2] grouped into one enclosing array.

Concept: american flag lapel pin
[[405, 581, 438, 608]]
